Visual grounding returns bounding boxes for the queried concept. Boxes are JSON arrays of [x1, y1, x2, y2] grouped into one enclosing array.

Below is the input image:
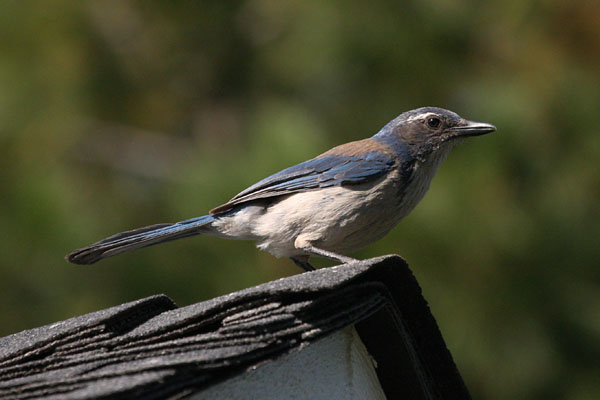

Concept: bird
[[66, 107, 496, 271]]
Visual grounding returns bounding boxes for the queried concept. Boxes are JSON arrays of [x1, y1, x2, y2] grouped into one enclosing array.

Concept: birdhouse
[[0, 256, 470, 399]]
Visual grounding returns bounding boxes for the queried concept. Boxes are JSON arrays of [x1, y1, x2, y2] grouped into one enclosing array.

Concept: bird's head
[[376, 107, 496, 160]]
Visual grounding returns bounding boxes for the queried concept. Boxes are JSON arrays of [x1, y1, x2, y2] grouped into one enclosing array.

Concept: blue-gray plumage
[[67, 107, 496, 270]]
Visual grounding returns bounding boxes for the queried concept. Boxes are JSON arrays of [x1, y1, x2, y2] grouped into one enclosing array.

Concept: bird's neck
[[372, 132, 414, 159]]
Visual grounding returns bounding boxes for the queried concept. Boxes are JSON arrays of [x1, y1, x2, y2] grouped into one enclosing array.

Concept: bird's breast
[[395, 146, 452, 218]]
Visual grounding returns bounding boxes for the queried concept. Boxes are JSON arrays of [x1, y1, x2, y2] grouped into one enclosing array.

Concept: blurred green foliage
[[1, 1, 599, 398]]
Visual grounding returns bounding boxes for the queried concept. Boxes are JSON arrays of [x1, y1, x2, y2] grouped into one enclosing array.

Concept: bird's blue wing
[[210, 151, 396, 214]]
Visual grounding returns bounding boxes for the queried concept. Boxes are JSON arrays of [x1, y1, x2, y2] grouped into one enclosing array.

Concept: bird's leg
[[298, 245, 358, 264], [290, 256, 316, 272]]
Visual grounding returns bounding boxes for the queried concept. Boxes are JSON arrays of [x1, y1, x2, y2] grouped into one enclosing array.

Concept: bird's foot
[[290, 257, 316, 272]]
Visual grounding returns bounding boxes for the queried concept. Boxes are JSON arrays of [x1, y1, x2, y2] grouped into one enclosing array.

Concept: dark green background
[[1, 1, 598, 399]]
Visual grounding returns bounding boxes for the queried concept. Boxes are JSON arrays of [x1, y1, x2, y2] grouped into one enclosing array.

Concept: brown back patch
[[317, 138, 394, 158]]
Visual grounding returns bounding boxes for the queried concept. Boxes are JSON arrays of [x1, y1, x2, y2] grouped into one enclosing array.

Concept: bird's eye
[[427, 117, 441, 128]]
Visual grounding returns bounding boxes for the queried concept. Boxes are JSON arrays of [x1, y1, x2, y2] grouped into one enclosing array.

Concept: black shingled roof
[[0, 255, 471, 399]]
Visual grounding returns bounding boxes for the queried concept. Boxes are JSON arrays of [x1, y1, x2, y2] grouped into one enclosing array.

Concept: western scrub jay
[[67, 107, 496, 271]]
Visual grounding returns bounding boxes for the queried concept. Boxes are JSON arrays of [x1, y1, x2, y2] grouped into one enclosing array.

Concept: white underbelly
[[251, 173, 407, 257]]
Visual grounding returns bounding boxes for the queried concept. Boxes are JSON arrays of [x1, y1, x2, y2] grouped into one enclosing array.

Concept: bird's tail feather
[[66, 215, 215, 265]]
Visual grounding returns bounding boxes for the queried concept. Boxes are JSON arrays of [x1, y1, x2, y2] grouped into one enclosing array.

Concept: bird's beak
[[449, 120, 497, 137]]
